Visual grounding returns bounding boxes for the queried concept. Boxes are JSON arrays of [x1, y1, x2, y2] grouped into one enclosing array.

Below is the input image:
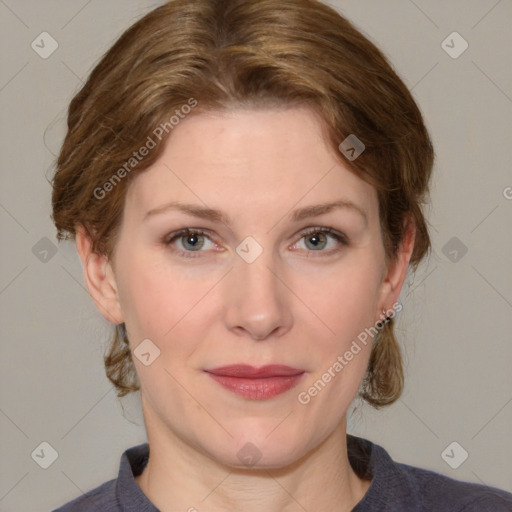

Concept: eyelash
[[162, 227, 349, 259]]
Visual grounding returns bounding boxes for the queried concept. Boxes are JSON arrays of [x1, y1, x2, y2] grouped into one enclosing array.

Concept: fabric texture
[[52, 435, 512, 511]]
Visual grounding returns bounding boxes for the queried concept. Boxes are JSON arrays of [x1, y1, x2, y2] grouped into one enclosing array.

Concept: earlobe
[[75, 226, 124, 325]]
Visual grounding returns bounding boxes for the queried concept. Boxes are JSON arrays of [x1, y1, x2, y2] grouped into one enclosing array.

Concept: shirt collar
[[115, 443, 159, 511], [349, 435, 419, 510]]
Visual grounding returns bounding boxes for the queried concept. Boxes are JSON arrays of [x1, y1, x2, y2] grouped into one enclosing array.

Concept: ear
[[75, 225, 124, 325], [375, 216, 416, 321]]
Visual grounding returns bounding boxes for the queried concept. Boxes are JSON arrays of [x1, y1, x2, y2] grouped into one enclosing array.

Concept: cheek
[[114, 250, 219, 380], [291, 253, 382, 409], [293, 251, 383, 337], [115, 248, 199, 334]]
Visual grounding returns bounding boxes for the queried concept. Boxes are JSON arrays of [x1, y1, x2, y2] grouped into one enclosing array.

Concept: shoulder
[[51, 479, 117, 511], [398, 462, 512, 511], [348, 435, 512, 512]]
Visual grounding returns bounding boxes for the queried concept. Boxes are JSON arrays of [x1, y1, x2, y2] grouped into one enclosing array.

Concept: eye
[[163, 228, 217, 258], [163, 226, 348, 259], [291, 227, 348, 255]]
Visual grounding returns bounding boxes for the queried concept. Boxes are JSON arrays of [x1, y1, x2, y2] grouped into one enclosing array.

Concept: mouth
[[204, 364, 306, 400]]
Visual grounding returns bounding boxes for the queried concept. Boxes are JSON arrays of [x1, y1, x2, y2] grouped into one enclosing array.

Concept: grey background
[[0, 0, 511, 510]]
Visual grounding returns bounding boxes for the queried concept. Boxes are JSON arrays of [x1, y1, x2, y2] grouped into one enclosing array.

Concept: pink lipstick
[[205, 364, 305, 400]]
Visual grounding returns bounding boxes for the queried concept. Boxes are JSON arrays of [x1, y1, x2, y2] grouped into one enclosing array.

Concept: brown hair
[[51, 0, 434, 407]]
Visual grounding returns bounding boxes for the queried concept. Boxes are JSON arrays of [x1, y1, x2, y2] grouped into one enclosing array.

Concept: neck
[[135, 411, 370, 512]]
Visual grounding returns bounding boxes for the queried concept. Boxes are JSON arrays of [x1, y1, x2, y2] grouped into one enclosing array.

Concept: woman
[[51, 0, 512, 510]]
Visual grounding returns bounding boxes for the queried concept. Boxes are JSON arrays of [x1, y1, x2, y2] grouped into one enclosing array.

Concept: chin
[[202, 423, 309, 471], [215, 442, 304, 471]]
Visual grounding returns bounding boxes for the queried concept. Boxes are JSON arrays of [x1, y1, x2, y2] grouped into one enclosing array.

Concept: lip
[[206, 364, 304, 378], [204, 365, 305, 400]]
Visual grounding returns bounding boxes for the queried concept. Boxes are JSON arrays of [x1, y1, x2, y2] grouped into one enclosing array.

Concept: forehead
[[125, 106, 378, 225]]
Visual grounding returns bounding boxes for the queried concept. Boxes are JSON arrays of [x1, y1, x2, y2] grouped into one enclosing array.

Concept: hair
[[51, 0, 434, 407]]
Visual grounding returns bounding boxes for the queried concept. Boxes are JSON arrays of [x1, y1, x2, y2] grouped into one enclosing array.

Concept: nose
[[223, 246, 293, 341]]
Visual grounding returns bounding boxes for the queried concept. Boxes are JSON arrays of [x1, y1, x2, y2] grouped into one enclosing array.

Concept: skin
[[76, 106, 415, 512]]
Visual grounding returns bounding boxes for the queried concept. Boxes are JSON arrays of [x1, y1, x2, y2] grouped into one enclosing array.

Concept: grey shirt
[[52, 435, 512, 511]]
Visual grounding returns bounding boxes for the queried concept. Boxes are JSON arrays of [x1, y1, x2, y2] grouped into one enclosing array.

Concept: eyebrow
[[144, 199, 368, 227]]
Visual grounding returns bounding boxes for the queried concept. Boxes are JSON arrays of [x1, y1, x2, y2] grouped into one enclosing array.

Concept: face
[[80, 106, 411, 469]]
